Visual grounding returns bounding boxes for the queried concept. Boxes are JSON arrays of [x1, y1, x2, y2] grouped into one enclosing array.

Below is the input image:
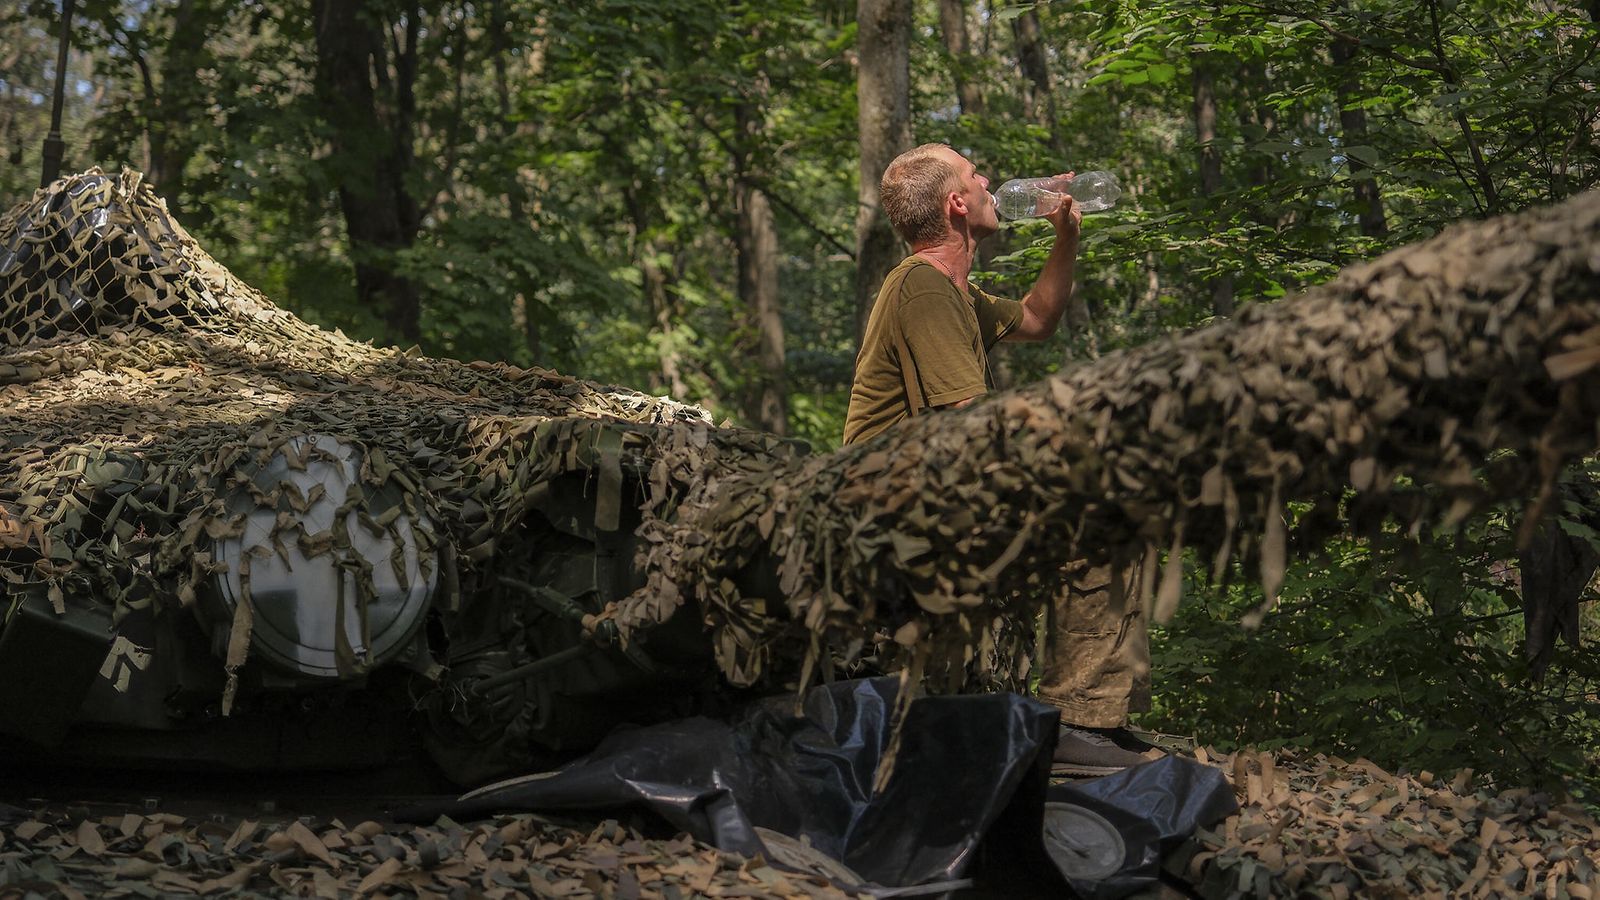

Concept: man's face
[[941, 147, 998, 239]]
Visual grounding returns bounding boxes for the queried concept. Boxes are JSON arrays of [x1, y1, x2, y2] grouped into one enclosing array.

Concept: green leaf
[[1345, 145, 1381, 166], [994, 4, 1030, 24], [1556, 517, 1600, 545]]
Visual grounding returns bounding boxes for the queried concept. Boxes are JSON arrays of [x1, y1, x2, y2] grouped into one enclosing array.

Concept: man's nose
[[979, 174, 989, 188]]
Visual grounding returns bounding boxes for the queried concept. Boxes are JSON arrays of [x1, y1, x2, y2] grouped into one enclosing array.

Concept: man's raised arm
[[1009, 184, 1084, 342]]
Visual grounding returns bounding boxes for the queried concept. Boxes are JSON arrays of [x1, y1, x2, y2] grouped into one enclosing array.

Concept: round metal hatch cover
[[1041, 800, 1127, 882], [212, 434, 435, 679]]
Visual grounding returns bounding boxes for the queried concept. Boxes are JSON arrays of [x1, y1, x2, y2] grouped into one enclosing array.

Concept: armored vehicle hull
[[0, 171, 761, 785]]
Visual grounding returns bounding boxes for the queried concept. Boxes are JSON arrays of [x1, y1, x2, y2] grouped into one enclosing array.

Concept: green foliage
[[1145, 508, 1600, 802]]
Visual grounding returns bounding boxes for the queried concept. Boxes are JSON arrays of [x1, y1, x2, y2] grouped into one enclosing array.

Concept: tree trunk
[[625, 190, 1600, 692], [490, 0, 543, 364], [735, 179, 787, 434], [618, 170, 689, 400], [854, 0, 913, 346], [1192, 57, 1235, 317], [1518, 472, 1600, 677], [642, 241, 689, 400], [311, 0, 423, 346], [1011, 9, 1060, 149], [1331, 36, 1388, 239], [937, 0, 983, 117], [734, 99, 787, 435], [1234, 63, 1275, 213], [142, 0, 209, 212]]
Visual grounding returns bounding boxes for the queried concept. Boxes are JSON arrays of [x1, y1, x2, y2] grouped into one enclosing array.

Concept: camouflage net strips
[[1190, 749, 1600, 898], [0, 169, 785, 706], [6, 170, 1600, 706], [0, 804, 857, 899], [3, 752, 1597, 898], [622, 190, 1600, 691]]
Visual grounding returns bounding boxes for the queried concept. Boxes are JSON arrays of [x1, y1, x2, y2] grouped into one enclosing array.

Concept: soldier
[[845, 142, 1161, 776]]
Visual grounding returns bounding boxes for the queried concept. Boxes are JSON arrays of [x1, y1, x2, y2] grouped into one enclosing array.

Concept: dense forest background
[[3, 0, 1600, 797]]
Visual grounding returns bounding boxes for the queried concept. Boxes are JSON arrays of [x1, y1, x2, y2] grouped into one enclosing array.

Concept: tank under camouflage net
[[0, 169, 801, 782]]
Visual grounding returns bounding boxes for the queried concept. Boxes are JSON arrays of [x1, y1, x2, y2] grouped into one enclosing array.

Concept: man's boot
[[1050, 724, 1165, 777]]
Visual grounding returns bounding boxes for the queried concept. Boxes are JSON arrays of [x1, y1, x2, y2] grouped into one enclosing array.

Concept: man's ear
[[948, 192, 968, 219]]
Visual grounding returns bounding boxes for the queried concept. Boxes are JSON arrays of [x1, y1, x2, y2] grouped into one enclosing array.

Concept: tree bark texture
[[620, 178, 689, 402], [1011, 9, 1060, 151], [734, 102, 788, 435], [1331, 36, 1389, 239], [127, 0, 212, 212], [490, 0, 541, 364], [1192, 57, 1236, 317], [1518, 472, 1600, 677], [937, 0, 983, 118], [311, 0, 424, 346], [1233, 64, 1276, 215], [621, 191, 1600, 692], [853, 0, 913, 346]]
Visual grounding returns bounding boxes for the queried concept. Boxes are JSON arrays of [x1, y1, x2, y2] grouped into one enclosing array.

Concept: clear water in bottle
[[993, 171, 1122, 220]]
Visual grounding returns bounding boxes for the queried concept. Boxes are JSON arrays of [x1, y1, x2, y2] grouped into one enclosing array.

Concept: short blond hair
[[880, 143, 958, 245]]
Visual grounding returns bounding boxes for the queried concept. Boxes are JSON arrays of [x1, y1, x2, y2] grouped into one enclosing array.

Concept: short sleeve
[[973, 287, 1025, 349], [898, 270, 986, 408]]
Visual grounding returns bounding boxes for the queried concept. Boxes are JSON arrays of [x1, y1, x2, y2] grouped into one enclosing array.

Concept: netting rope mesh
[[0, 169, 776, 710], [6, 170, 1600, 723], [619, 187, 1600, 710]]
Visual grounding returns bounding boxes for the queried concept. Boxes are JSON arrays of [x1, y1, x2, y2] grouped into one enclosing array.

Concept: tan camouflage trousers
[[1036, 561, 1151, 729]]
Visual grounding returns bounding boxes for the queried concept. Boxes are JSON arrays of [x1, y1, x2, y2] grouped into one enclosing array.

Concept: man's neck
[[913, 233, 976, 294]]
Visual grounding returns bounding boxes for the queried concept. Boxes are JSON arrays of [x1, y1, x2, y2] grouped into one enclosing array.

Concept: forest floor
[[1, 748, 1596, 898]]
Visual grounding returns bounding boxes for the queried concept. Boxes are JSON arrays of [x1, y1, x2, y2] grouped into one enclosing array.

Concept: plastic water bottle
[[993, 171, 1122, 219]]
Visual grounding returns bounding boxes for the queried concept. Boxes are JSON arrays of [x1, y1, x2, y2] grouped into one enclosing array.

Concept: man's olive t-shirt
[[843, 255, 1025, 445]]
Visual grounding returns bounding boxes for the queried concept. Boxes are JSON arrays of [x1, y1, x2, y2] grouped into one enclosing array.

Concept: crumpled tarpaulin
[[1041, 755, 1238, 898], [410, 678, 1052, 892], [408, 677, 1236, 895]]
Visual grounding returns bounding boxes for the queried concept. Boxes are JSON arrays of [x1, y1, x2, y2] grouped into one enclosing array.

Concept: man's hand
[[1042, 172, 1083, 240], [1007, 173, 1083, 343]]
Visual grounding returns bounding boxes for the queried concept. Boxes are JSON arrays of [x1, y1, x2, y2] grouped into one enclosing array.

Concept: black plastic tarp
[[408, 677, 1237, 896], [415, 677, 1056, 890], [1039, 755, 1238, 898]]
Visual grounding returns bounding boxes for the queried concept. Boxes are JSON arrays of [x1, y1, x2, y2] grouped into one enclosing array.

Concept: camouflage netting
[[4, 750, 1597, 898], [5, 169, 1600, 714], [619, 189, 1600, 697], [0, 169, 798, 708], [0, 804, 859, 899]]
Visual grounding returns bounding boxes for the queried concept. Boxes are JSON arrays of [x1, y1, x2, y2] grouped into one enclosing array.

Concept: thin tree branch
[[1228, 0, 1452, 76], [1426, 0, 1498, 212]]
